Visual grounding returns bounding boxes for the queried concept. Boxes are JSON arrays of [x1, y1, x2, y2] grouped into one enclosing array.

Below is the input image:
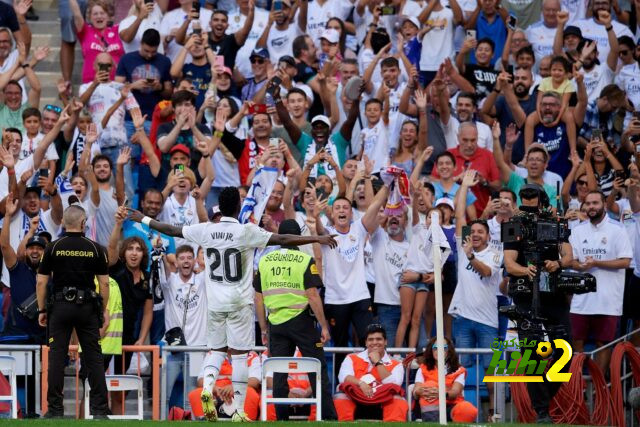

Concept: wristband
[[21, 63, 30, 69], [202, 153, 210, 158], [38, 309, 46, 314], [142, 216, 153, 226], [7, 168, 15, 176], [213, 130, 223, 138], [375, 361, 384, 367], [492, 86, 500, 93], [50, 188, 58, 197], [467, 253, 475, 261], [605, 26, 613, 31]]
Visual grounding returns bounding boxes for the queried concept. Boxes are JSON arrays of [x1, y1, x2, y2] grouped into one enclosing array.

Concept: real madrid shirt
[[182, 217, 272, 312], [615, 62, 640, 111], [526, 21, 557, 66], [448, 236, 502, 328], [569, 217, 632, 316], [321, 220, 371, 305], [583, 63, 614, 104], [369, 227, 409, 306]]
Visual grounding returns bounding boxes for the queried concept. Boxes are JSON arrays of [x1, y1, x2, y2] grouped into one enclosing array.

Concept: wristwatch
[[467, 253, 475, 261], [375, 361, 384, 367]]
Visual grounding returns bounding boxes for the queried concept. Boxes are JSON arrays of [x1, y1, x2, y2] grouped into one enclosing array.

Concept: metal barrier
[[0, 344, 41, 417], [40, 344, 161, 420], [159, 345, 503, 422]]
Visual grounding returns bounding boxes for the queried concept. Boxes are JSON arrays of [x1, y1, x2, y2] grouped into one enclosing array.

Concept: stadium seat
[[261, 357, 322, 421], [84, 375, 144, 420], [0, 355, 18, 419]]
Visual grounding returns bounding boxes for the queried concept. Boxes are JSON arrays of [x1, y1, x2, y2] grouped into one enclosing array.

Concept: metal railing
[[0, 345, 41, 417], [159, 345, 502, 422]]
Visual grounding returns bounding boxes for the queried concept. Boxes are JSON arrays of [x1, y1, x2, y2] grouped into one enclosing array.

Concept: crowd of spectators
[[1, 0, 640, 421]]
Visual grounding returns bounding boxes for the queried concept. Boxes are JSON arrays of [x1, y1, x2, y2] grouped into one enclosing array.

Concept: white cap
[[311, 115, 331, 127], [294, 82, 315, 103], [402, 15, 420, 29], [320, 28, 340, 44], [435, 197, 454, 210]]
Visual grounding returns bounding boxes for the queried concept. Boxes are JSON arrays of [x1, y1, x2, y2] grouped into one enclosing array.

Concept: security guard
[[254, 219, 337, 421], [36, 205, 111, 418]]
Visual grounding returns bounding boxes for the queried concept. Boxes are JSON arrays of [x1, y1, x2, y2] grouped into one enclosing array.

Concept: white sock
[[231, 353, 249, 413], [202, 350, 226, 394]]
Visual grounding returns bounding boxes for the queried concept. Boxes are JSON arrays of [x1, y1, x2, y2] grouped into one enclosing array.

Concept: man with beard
[[524, 91, 576, 178], [569, 191, 632, 373], [369, 204, 409, 346], [84, 154, 124, 246], [576, 84, 627, 145], [256, 0, 307, 60], [574, 0, 633, 64], [0, 194, 47, 418], [572, 26, 618, 103], [481, 67, 537, 163]]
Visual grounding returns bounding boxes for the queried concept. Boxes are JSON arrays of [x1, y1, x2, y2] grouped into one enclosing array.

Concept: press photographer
[[502, 184, 575, 423]]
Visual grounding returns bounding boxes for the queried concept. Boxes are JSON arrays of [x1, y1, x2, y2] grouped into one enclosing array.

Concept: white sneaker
[[200, 389, 218, 422], [231, 410, 251, 422]]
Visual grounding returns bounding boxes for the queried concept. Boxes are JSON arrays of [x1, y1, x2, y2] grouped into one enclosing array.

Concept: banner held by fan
[[380, 166, 410, 215], [238, 167, 280, 224]]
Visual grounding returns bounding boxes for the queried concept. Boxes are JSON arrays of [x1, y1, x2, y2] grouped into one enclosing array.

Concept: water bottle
[[204, 83, 217, 125]]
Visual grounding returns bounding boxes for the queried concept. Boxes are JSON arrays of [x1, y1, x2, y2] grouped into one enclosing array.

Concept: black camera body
[[507, 271, 596, 297], [501, 211, 570, 245]]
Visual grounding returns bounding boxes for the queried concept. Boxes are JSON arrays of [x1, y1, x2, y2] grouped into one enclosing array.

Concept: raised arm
[[600, 11, 619, 71], [1, 194, 19, 269], [114, 147, 130, 206], [128, 208, 184, 238], [234, 0, 255, 45], [79, 124, 100, 206], [69, 0, 85, 34], [273, 84, 302, 145], [362, 44, 390, 94], [108, 207, 127, 266], [361, 183, 389, 233], [267, 233, 337, 248], [492, 121, 513, 183], [553, 11, 569, 56], [33, 106, 70, 168], [119, 1, 153, 43]]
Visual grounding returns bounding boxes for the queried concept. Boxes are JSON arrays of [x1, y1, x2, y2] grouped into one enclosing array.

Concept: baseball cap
[[563, 25, 582, 39], [295, 83, 314, 103], [278, 219, 301, 235], [220, 66, 232, 76], [401, 16, 420, 29], [278, 55, 296, 67], [311, 115, 331, 127], [320, 28, 340, 44], [170, 144, 191, 157], [38, 231, 53, 243], [209, 205, 222, 220], [435, 197, 454, 210], [250, 47, 270, 60], [25, 186, 41, 196], [26, 235, 47, 248]]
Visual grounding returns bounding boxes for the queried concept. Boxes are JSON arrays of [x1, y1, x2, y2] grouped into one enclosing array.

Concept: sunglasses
[[45, 104, 63, 114], [576, 180, 588, 186], [250, 57, 265, 64], [432, 344, 449, 350], [619, 49, 631, 56]]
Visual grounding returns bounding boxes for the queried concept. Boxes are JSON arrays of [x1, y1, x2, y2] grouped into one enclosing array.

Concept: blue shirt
[[533, 123, 571, 179], [473, 12, 507, 66], [182, 63, 212, 109], [122, 220, 176, 270], [433, 182, 476, 207], [403, 36, 422, 69], [115, 51, 172, 116]]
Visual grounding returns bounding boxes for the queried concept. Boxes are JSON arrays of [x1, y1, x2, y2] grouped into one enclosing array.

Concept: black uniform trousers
[[516, 303, 572, 417], [48, 300, 109, 415], [268, 311, 337, 421]]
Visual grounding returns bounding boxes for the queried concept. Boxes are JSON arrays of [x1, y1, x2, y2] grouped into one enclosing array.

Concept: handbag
[[17, 293, 39, 321], [164, 282, 193, 347]]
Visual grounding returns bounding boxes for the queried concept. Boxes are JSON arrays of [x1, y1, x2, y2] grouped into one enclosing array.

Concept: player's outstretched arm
[[268, 234, 338, 249], [127, 209, 184, 238]]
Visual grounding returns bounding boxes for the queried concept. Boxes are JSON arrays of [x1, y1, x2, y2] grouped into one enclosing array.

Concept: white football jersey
[[182, 217, 272, 311]]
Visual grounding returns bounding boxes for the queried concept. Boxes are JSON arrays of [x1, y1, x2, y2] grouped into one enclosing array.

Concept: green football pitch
[[0, 420, 573, 426]]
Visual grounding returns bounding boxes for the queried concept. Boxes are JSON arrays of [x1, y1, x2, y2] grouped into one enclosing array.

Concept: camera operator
[[502, 184, 573, 424]]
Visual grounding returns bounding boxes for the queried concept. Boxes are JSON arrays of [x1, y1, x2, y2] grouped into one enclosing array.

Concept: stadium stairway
[[28, 0, 83, 108]]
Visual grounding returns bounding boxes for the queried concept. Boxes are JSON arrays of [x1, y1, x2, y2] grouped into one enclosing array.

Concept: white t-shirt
[[569, 217, 632, 316], [160, 8, 213, 61], [79, 81, 139, 149], [403, 224, 436, 274], [360, 120, 391, 173], [615, 62, 640, 112], [583, 63, 614, 103], [419, 7, 456, 72], [163, 271, 207, 346], [369, 227, 409, 306], [182, 217, 272, 312], [226, 8, 270, 79], [574, 18, 634, 64], [372, 81, 408, 149], [488, 216, 503, 253], [561, 0, 590, 24], [337, 350, 404, 386], [265, 24, 302, 61], [159, 194, 200, 251], [119, 5, 166, 54], [19, 132, 59, 162], [307, 0, 353, 46], [321, 220, 372, 305], [526, 21, 557, 66], [441, 116, 493, 152], [448, 236, 502, 328]]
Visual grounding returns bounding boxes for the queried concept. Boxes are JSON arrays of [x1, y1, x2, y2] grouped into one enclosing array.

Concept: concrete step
[[25, 9, 60, 22], [31, 0, 58, 9]]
